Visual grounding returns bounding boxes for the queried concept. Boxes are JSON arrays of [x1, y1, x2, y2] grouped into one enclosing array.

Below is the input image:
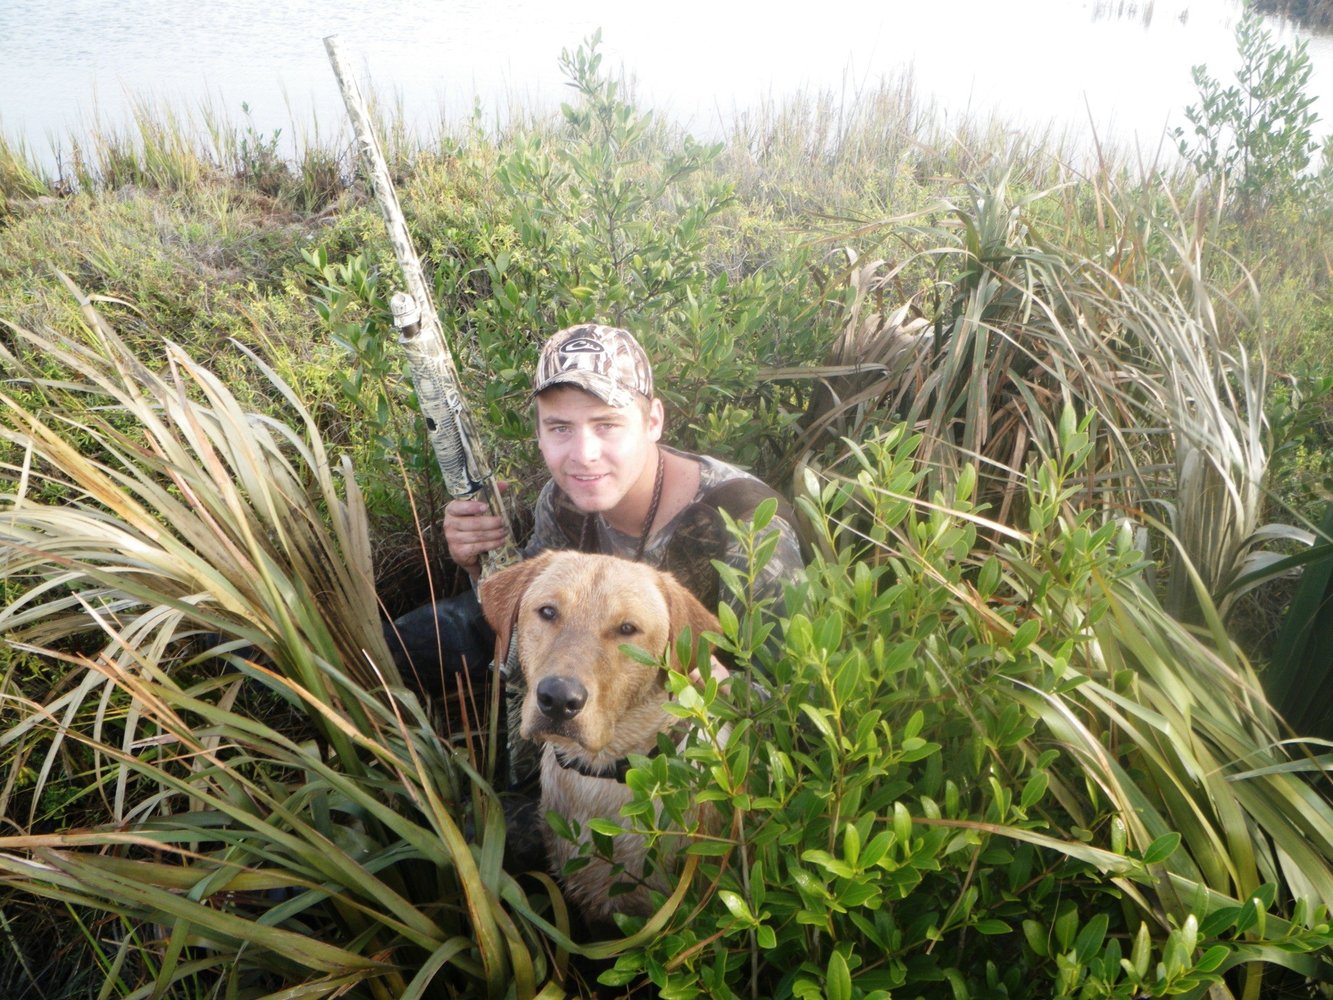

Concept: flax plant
[[1110, 249, 1282, 621], [802, 173, 1314, 623], [0, 287, 565, 997], [794, 173, 1153, 528]]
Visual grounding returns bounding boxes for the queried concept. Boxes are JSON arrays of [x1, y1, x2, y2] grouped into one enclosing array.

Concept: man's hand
[[444, 482, 511, 579]]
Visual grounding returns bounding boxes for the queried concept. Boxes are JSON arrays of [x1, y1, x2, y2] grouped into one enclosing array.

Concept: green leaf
[[1073, 912, 1108, 961], [1195, 944, 1231, 973], [1023, 920, 1050, 957], [619, 642, 660, 666], [587, 819, 625, 837], [1020, 770, 1049, 810], [955, 463, 977, 503], [826, 950, 852, 1000], [801, 704, 837, 743], [944, 967, 970, 1000], [861, 831, 894, 869], [717, 599, 740, 640], [718, 890, 755, 923], [1142, 832, 1181, 865], [751, 496, 777, 531], [1054, 904, 1079, 952], [893, 802, 912, 847], [843, 823, 862, 866], [1012, 619, 1040, 651], [903, 709, 925, 740], [802, 850, 857, 879], [1131, 921, 1152, 979]]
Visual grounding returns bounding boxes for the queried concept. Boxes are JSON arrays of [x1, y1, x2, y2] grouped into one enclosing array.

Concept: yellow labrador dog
[[479, 550, 719, 923]]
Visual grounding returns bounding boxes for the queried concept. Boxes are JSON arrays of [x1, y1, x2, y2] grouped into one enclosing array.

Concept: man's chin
[[562, 481, 617, 512]]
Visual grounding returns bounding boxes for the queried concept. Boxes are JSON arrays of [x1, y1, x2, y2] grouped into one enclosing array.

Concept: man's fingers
[[445, 518, 506, 546], [446, 498, 492, 519], [443, 484, 517, 573], [461, 526, 509, 548], [445, 514, 509, 572]]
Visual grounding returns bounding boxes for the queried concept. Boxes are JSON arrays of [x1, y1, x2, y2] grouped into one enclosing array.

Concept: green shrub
[[593, 419, 1332, 998], [300, 245, 441, 518], [1174, 5, 1327, 211], [306, 32, 826, 502]]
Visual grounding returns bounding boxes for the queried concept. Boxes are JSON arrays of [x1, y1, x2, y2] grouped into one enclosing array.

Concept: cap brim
[[531, 371, 641, 408]]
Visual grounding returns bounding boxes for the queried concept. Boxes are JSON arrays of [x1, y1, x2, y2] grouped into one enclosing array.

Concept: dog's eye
[[617, 621, 638, 636], [537, 605, 558, 621]]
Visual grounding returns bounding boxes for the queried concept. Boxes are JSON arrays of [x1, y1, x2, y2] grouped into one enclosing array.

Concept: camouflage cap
[[532, 324, 654, 407]]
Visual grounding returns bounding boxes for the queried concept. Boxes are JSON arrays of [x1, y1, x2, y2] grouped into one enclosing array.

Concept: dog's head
[[478, 551, 719, 757]]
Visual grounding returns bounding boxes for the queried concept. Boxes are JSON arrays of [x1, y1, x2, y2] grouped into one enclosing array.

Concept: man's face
[[535, 385, 663, 515]]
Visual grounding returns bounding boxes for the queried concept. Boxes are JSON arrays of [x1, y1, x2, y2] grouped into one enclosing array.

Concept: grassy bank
[[1255, 0, 1333, 29], [2, 70, 1327, 611], [2, 26, 1331, 1000]]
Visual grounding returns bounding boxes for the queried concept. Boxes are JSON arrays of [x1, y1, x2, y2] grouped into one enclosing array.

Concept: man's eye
[[618, 621, 638, 636], [537, 605, 558, 621]]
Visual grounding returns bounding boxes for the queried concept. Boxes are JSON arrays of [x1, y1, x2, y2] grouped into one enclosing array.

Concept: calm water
[[2, 0, 1331, 170]]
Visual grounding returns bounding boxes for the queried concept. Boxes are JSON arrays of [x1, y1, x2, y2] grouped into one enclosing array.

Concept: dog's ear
[[478, 550, 558, 635], [659, 571, 721, 671]]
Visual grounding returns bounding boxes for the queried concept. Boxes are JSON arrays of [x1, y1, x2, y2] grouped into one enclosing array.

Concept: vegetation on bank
[[1, 14, 1330, 1000], [1254, 0, 1333, 30]]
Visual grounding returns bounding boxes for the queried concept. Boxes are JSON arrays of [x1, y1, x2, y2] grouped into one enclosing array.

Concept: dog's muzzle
[[536, 675, 587, 722]]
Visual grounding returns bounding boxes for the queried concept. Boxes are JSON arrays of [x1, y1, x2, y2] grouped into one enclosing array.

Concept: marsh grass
[[0, 295, 566, 998], [2, 93, 358, 214], [0, 134, 53, 211]]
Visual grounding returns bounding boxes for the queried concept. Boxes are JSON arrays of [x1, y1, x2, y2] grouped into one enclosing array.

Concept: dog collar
[[553, 743, 665, 782]]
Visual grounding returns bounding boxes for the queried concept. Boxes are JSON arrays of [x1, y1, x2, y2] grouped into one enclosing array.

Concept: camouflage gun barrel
[[325, 36, 535, 788], [324, 34, 518, 575]]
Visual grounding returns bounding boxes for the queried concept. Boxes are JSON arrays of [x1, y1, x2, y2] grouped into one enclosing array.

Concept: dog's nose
[[536, 676, 587, 722]]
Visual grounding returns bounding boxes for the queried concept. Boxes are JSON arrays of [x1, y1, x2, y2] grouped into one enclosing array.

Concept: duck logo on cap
[[559, 337, 605, 354]]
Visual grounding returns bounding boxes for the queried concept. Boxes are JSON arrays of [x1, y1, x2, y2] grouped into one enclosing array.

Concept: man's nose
[[572, 427, 601, 462]]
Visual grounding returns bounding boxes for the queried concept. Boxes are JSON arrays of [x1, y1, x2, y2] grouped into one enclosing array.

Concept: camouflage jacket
[[522, 445, 805, 628], [501, 446, 804, 788]]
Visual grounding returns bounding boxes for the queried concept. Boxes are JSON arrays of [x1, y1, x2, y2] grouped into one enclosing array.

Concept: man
[[386, 322, 805, 691]]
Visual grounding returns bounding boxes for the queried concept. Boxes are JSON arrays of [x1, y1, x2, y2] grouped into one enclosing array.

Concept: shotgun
[[325, 36, 537, 786], [324, 34, 517, 574]]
